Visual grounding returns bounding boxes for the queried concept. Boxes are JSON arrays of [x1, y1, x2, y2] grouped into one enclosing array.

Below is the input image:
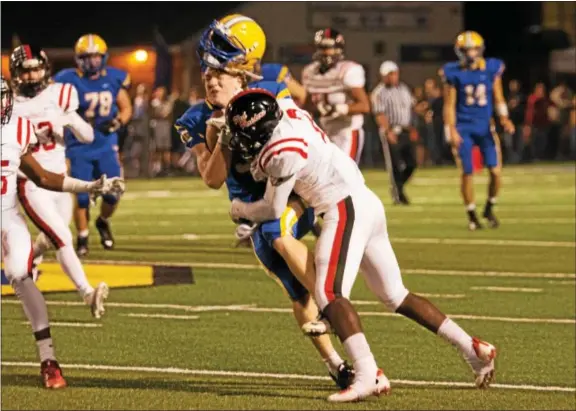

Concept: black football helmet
[[1, 76, 13, 125], [313, 28, 345, 74], [10, 45, 51, 98], [226, 89, 283, 160]]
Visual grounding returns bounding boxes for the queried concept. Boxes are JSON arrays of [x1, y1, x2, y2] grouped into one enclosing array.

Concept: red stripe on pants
[[17, 179, 65, 249], [349, 130, 359, 160], [324, 200, 347, 302]]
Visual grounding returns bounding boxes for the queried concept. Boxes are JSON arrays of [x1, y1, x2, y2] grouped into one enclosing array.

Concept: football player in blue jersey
[[175, 15, 353, 388], [442, 31, 515, 231], [54, 34, 133, 255], [258, 62, 307, 107]]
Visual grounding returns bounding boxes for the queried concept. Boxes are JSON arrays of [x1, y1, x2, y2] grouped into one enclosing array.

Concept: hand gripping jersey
[[256, 106, 365, 216], [12, 83, 79, 174], [174, 80, 293, 202], [442, 58, 504, 129], [1, 116, 37, 211], [301, 60, 366, 137], [53, 67, 130, 154]]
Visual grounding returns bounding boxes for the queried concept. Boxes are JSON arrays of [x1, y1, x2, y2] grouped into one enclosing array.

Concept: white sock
[[466, 203, 476, 211], [343, 333, 378, 385], [489, 197, 497, 204], [56, 245, 94, 297], [37, 337, 56, 362], [323, 350, 344, 374], [437, 318, 474, 358], [79, 229, 89, 238]]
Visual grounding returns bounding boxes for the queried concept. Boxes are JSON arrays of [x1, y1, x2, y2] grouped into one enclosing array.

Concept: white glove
[[87, 175, 125, 205], [317, 102, 349, 119], [234, 222, 258, 242], [217, 125, 232, 146], [250, 158, 266, 182], [229, 198, 245, 223], [205, 115, 226, 130]]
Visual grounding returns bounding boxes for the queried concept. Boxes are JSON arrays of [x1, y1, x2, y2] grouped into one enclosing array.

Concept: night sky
[[1, 1, 542, 82]]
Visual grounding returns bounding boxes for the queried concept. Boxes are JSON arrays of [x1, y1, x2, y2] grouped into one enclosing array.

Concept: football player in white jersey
[[1, 77, 124, 388], [301, 28, 370, 163], [9, 45, 109, 318], [227, 90, 497, 403]]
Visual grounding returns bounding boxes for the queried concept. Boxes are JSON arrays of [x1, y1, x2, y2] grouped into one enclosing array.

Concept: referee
[[371, 61, 416, 205]]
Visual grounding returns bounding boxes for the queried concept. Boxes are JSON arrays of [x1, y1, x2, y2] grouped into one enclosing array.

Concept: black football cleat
[[467, 210, 484, 231], [399, 190, 410, 205], [95, 217, 115, 250], [483, 206, 500, 229], [329, 361, 355, 390], [76, 235, 89, 257]]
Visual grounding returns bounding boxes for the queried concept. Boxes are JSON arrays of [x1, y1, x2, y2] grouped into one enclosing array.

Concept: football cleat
[[301, 318, 331, 336], [84, 282, 109, 319], [76, 235, 89, 257], [466, 337, 496, 388], [327, 368, 390, 403], [95, 216, 114, 250], [467, 210, 483, 231], [329, 361, 355, 390], [40, 360, 67, 389], [483, 205, 500, 229]]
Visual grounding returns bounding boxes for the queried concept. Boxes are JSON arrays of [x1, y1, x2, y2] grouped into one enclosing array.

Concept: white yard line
[[53, 259, 576, 279], [470, 286, 543, 293], [19, 321, 102, 328], [3, 301, 574, 325], [121, 313, 199, 320], [110, 233, 576, 248], [1, 361, 574, 393], [548, 280, 576, 285]]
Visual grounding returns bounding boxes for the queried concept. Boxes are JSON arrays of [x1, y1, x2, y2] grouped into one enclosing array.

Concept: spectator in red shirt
[[523, 82, 552, 161]]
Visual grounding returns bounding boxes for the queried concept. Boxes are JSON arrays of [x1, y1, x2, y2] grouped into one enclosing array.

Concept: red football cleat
[[40, 360, 67, 389]]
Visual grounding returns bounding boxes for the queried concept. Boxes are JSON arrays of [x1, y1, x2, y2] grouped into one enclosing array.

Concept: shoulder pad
[[257, 136, 308, 179]]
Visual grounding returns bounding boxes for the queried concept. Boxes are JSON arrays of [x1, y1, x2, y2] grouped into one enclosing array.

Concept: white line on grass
[[4, 301, 574, 325], [58, 259, 576, 279], [111, 234, 576, 248], [1, 361, 574, 393], [121, 313, 200, 320], [19, 321, 102, 328], [548, 280, 576, 285], [470, 286, 543, 293]]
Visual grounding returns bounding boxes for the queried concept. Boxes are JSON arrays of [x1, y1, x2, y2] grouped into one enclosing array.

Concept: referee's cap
[[379, 61, 398, 76]]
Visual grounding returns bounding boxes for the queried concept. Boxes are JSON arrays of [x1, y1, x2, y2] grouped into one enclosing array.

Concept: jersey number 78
[[84, 91, 113, 118]]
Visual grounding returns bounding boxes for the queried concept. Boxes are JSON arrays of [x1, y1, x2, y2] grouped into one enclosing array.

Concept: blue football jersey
[[442, 58, 504, 127], [174, 80, 291, 202], [54, 67, 130, 153], [260, 63, 291, 84]]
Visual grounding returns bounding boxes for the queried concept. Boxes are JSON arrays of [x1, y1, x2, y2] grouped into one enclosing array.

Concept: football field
[[2, 165, 575, 410]]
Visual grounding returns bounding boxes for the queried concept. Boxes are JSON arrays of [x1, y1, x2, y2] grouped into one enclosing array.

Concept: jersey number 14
[[464, 84, 488, 107]]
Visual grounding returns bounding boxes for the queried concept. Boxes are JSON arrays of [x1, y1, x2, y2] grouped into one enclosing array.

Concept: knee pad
[[102, 193, 120, 206], [76, 192, 90, 209]]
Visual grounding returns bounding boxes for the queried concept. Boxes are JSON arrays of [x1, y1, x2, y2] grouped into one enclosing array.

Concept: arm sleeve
[[232, 175, 296, 222], [121, 72, 131, 90], [342, 64, 366, 88], [174, 110, 207, 149]]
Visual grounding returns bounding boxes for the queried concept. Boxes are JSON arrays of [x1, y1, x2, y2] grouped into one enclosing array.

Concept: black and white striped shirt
[[370, 82, 413, 127]]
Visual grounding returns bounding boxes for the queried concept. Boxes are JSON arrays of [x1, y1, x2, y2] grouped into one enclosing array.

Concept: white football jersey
[[301, 60, 366, 135], [12, 82, 79, 174], [255, 107, 364, 215], [1, 116, 37, 211]]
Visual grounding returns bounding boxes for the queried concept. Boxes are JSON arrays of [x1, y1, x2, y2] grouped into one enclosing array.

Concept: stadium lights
[[133, 49, 148, 63]]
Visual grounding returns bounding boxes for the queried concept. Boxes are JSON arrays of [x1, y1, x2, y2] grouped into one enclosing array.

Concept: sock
[[488, 197, 497, 204], [34, 328, 56, 362], [56, 245, 94, 297], [33, 233, 51, 260], [437, 318, 475, 358], [98, 215, 108, 223], [12, 277, 55, 361], [79, 229, 89, 238], [323, 350, 345, 374], [342, 333, 378, 385], [466, 203, 476, 211]]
